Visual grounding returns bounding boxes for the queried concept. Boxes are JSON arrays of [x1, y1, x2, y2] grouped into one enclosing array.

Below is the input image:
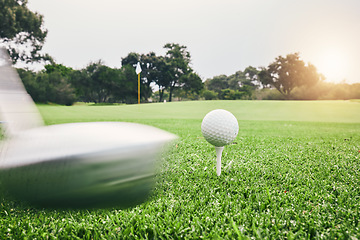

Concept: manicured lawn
[[1, 100, 360, 239], [38, 100, 360, 124]]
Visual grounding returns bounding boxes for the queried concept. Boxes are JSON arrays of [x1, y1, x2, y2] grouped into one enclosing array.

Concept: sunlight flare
[[316, 49, 349, 83]]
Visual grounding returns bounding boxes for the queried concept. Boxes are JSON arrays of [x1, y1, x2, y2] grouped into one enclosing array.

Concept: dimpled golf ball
[[201, 109, 239, 147]]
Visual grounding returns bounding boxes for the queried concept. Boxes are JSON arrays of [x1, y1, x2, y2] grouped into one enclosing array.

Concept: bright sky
[[27, 0, 360, 83]]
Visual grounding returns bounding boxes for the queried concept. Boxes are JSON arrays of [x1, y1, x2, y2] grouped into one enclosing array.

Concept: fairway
[[38, 100, 360, 125], [1, 100, 360, 239]]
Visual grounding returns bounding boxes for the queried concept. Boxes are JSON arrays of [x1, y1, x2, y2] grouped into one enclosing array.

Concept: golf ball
[[201, 109, 239, 147]]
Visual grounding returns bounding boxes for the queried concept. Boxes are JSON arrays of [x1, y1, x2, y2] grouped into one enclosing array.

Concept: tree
[[258, 53, 322, 99], [203, 66, 263, 100], [180, 72, 203, 95], [45, 71, 76, 105], [121, 52, 139, 67], [116, 64, 138, 104], [17, 68, 43, 101], [71, 61, 118, 103], [149, 55, 172, 102], [0, 0, 48, 63], [228, 70, 257, 98], [44, 63, 73, 77], [244, 66, 262, 88], [204, 75, 229, 94], [164, 43, 192, 102], [138, 52, 156, 102], [227, 71, 244, 91], [202, 89, 217, 100], [171, 73, 203, 101], [18, 67, 76, 105]]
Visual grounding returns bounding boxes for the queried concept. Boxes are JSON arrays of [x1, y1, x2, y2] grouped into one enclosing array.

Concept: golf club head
[[0, 48, 178, 209], [0, 122, 177, 209]]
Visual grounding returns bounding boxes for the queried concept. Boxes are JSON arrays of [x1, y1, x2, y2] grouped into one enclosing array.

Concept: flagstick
[[135, 62, 142, 105], [138, 73, 140, 104]]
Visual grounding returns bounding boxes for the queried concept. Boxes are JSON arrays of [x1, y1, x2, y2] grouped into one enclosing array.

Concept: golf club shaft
[[0, 48, 44, 137]]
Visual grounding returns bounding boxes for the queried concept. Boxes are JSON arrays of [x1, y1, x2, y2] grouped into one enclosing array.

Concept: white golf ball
[[201, 109, 239, 147]]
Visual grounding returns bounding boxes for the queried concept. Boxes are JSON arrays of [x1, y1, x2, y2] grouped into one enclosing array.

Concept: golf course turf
[[1, 100, 360, 239]]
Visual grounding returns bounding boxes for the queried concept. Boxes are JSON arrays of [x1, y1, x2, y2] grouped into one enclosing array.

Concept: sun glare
[[316, 49, 349, 83]]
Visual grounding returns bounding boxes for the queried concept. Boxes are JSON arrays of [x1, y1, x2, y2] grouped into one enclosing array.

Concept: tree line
[[15, 51, 360, 105], [204, 53, 360, 101], [16, 43, 203, 105]]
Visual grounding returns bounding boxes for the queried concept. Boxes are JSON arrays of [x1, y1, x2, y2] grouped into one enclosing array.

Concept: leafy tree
[[180, 72, 203, 95], [240, 85, 254, 99], [204, 67, 263, 100], [68, 69, 86, 101], [173, 73, 203, 101], [116, 64, 138, 104], [18, 68, 76, 105], [149, 55, 171, 102], [218, 89, 244, 100], [0, 0, 49, 63], [229, 69, 260, 98], [204, 75, 229, 94], [244, 66, 260, 84], [91, 64, 119, 103], [45, 71, 76, 105], [44, 63, 73, 77], [17, 68, 43, 101], [149, 50, 203, 102], [227, 71, 244, 91], [138, 52, 157, 102], [121, 52, 139, 67], [202, 89, 218, 100], [257, 67, 273, 88], [71, 61, 117, 103], [258, 53, 323, 99], [219, 89, 234, 100], [164, 43, 192, 102]]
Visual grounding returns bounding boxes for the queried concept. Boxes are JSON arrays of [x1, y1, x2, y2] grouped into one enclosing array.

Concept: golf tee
[[215, 146, 224, 176]]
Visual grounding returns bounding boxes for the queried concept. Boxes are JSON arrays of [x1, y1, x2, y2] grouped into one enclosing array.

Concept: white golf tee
[[215, 146, 224, 176]]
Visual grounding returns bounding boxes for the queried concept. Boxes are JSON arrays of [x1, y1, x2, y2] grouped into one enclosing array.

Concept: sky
[[27, 0, 360, 83]]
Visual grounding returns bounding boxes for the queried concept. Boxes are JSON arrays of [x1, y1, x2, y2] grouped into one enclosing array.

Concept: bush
[[18, 69, 76, 105], [253, 88, 286, 100], [202, 90, 218, 100]]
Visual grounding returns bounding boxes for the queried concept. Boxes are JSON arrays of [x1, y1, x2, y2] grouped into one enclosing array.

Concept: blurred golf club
[[0, 48, 177, 209]]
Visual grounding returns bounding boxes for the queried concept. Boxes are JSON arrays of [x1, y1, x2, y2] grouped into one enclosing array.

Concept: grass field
[[1, 100, 360, 239]]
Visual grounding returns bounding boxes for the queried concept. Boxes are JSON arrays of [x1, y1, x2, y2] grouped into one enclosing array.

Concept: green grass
[[37, 100, 360, 124], [1, 100, 360, 239]]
